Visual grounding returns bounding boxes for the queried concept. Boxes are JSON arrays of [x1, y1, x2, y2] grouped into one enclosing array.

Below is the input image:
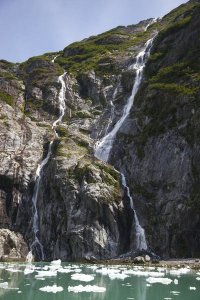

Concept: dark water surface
[[0, 262, 199, 299]]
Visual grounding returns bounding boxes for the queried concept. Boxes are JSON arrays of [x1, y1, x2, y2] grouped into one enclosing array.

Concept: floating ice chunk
[[39, 284, 63, 293], [189, 286, 196, 290], [35, 270, 57, 278], [51, 259, 61, 266], [17, 291, 22, 294], [68, 285, 106, 293], [196, 277, 200, 281], [71, 274, 95, 282], [96, 268, 120, 276], [0, 282, 8, 289], [124, 270, 165, 277], [169, 268, 190, 276], [24, 266, 35, 275], [174, 279, 178, 285], [87, 266, 98, 271], [146, 284, 151, 287], [0, 282, 19, 290], [5, 268, 23, 273], [124, 270, 149, 276], [170, 291, 180, 295], [72, 268, 82, 273], [146, 277, 172, 285], [57, 268, 73, 274], [164, 298, 172, 299], [108, 273, 129, 280]]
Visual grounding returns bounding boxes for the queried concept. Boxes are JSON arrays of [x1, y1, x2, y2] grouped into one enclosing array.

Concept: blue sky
[[0, 0, 188, 62]]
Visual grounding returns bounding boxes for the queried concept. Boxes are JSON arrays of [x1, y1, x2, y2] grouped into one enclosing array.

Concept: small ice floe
[[0, 282, 9, 289], [174, 279, 178, 285], [127, 298, 134, 299], [108, 273, 129, 280], [71, 274, 95, 282], [17, 291, 22, 294], [0, 264, 6, 269], [146, 277, 172, 285], [96, 268, 120, 276], [124, 270, 165, 277], [196, 277, 200, 281], [164, 298, 172, 299], [35, 270, 57, 279], [68, 285, 106, 293], [5, 268, 23, 273], [86, 266, 98, 271], [39, 284, 63, 293], [169, 268, 190, 276], [146, 284, 151, 287], [189, 286, 196, 290], [72, 268, 82, 273], [170, 291, 180, 295], [0, 282, 19, 290], [57, 268, 73, 274], [24, 265, 35, 275], [51, 259, 61, 266]]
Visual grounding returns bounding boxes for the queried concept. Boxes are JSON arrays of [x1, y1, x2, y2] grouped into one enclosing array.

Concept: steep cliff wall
[[111, 0, 200, 258], [0, 0, 199, 260]]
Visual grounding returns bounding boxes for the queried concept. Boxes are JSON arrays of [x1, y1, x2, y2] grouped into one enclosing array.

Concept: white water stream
[[29, 63, 67, 260], [121, 173, 147, 250], [95, 34, 155, 251], [95, 37, 154, 162]]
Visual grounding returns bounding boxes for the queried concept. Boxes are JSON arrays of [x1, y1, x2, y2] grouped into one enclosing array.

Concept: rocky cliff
[[0, 0, 200, 260]]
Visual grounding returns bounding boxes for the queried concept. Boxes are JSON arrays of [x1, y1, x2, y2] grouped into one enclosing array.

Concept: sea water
[[0, 262, 199, 299]]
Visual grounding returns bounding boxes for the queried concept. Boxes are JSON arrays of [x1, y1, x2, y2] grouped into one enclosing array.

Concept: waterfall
[[121, 173, 147, 250], [145, 18, 158, 31], [94, 34, 156, 252], [52, 72, 67, 130], [29, 60, 67, 261], [95, 36, 154, 162], [104, 81, 120, 135]]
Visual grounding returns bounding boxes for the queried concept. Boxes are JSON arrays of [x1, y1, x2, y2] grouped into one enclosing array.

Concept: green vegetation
[[75, 110, 93, 118], [149, 83, 197, 96], [0, 91, 14, 106], [56, 125, 69, 137], [56, 27, 153, 76]]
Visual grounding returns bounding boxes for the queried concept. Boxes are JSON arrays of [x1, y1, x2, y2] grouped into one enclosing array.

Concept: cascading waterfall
[[29, 61, 67, 261], [52, 72, 67, 130], [95, 33, 156, 251], [121, 173, 147, 250], [104, 81, 120, 135], [95, 37, 154, 162]]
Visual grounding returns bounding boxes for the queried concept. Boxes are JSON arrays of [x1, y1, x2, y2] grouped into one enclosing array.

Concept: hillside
[[0, 0, 200, 261]]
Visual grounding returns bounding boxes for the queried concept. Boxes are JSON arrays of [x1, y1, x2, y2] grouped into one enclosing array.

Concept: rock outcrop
[[0, 0, 200, 260], [0, 229, 28, 260], [111, 0, 200, 258]]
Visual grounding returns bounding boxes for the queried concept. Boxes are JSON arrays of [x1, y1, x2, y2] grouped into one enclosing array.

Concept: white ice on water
[[39, 284, 63, 293], [68, 285, 106, 293], [71, 273, 95, 282]]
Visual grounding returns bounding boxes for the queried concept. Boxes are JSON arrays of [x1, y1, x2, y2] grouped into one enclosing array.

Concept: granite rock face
[[111, 0, 200, 258], [0, 0, 200, 260], [0, 229, 28, 260]]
